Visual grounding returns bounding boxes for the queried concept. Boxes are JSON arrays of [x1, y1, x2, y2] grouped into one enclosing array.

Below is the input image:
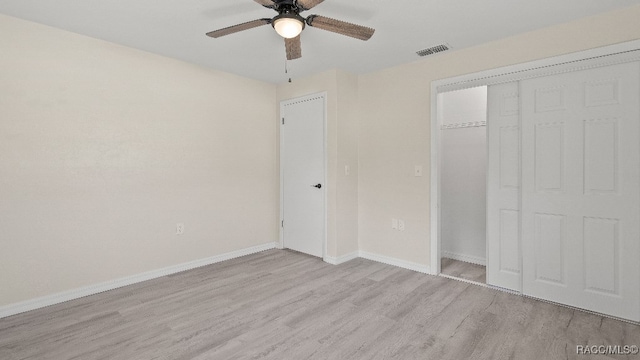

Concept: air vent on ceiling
[[416, 43, 450, 57]]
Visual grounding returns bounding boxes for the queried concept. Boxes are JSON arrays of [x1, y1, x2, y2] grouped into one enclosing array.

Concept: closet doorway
[[430, 40, 640, 322], [437, 87, 488, 284]]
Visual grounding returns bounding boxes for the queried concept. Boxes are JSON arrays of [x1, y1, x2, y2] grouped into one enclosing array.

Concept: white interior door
[[486, 82, 522, 292], [281, 94, 325, 258], [521, 62, 640, 321]]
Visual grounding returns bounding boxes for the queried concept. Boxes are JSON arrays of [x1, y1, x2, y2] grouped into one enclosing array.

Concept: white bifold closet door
[[486, 82, 522, 292], [520, 62, 640, 322]]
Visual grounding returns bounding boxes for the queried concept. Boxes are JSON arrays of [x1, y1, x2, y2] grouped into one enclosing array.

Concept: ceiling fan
[[206, 0, 375, 60]]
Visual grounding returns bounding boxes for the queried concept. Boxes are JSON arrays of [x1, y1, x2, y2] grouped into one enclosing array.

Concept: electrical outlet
[[399, 220, 405, 231], [176, 223, 185, 235], [392, 218, 398, 230]]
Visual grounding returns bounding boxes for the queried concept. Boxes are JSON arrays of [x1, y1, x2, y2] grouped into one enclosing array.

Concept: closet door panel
[[521, 62, 640, 322], [487, 82, 521, 291]]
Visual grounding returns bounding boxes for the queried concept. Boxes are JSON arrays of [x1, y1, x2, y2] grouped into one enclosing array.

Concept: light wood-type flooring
[[1, 249, 638, 359], [441, 257, 486, 284]]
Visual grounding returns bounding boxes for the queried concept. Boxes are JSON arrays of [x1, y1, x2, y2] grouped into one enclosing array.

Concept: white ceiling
[[1, 0, 639, 84]]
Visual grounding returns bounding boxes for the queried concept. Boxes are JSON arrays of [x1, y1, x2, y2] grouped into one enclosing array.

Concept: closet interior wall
[[438, 87, 488, 266]]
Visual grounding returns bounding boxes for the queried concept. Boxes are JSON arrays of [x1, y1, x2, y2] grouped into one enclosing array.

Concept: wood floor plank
[[441, 257, 486, 283], [1, 249, 637, 359]]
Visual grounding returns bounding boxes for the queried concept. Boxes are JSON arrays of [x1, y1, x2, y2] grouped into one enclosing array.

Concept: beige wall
[[357, 4, 640, 266], [335, 71, 359, 256], [0, 14, 278, 306], [276, 69, 359, 258]]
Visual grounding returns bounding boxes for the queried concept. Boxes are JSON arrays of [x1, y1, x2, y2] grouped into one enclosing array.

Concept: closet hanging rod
[[441, 121, 486, 130]]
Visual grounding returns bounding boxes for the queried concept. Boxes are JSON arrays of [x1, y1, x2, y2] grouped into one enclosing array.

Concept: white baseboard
[[1, 244, 437, 319], [323, 251, 359, 265], [442, 251, 486, 266], [359, 251, 430, 274], [325, 251, 431, 274], [0, 242, 277, 319]]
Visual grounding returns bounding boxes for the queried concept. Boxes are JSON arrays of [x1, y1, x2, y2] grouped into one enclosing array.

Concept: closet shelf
[[441, 121, 486, 130]]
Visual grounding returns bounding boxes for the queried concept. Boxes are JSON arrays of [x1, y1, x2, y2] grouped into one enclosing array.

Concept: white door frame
[[429, 40, 640, 277], [279, 92, 328, 258]]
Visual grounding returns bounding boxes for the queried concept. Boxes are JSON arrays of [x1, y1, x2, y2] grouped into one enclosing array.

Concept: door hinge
[[282, 118, 285, 125], [281, 220, 284, 228]]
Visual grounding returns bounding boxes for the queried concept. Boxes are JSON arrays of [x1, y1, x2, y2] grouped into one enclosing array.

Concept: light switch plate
[[399, 220, 405, 231], [414, 165, 423, 177], [392, 218, 398, 230]]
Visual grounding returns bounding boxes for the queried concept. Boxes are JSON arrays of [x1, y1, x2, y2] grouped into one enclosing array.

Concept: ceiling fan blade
[[254, 0, 275, 7], [306, 15, 374, 41], [296, 0, 324, 11], [285, 35, 302, 60], [206, 19, 271, 38]]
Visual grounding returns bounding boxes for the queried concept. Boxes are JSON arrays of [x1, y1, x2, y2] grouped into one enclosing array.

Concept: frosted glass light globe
[[274, 17, 304, 39]]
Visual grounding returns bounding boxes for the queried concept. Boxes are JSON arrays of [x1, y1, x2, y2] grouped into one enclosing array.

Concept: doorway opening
[[437, 86, 488, 284]]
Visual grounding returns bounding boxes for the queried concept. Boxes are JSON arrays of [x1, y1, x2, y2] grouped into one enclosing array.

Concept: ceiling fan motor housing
[[262, 0, 302, 12], [273, 0, 298, 9]]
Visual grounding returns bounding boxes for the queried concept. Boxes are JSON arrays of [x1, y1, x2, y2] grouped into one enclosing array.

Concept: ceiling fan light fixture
[[273, 14, 305, 39], [206, 0, 376, 61]]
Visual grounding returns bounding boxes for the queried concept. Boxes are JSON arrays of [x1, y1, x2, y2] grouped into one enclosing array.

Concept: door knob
[[311, 184, 322, 189]]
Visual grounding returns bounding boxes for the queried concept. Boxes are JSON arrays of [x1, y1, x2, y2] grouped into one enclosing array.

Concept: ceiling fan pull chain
[[285, 59, 293, 83]]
